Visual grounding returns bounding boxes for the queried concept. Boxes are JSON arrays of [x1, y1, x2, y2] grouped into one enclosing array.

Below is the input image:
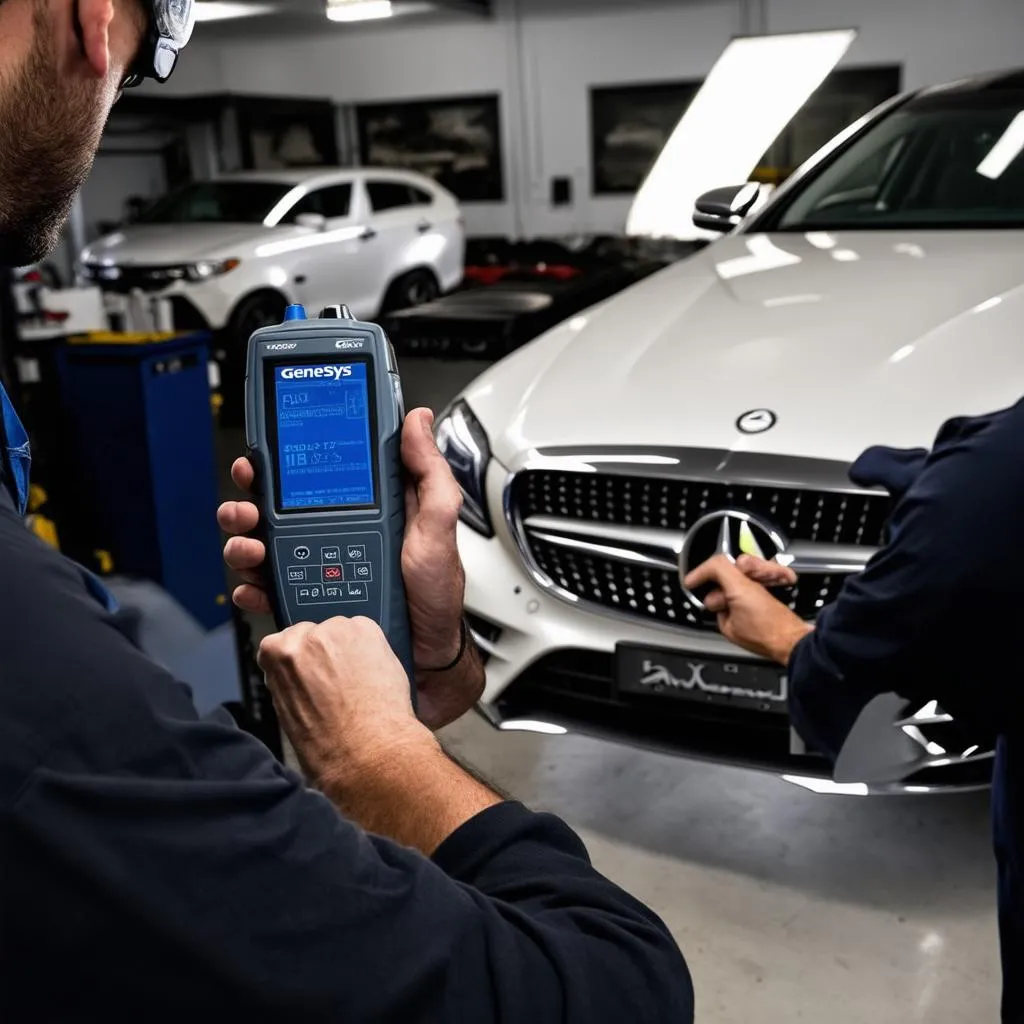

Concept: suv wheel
[[220, 292, 287, 426], [382, 269, 440, 314], [231, 292, 288, 342]]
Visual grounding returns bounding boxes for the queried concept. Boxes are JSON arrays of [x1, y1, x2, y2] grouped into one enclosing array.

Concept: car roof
[[213, 167, 443, 189], [916, 67, 1024, 99]]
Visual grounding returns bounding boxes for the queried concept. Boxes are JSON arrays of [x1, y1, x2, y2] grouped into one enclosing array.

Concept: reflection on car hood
[[81, 224, 267, 265], [463, 230, 1024, 466]]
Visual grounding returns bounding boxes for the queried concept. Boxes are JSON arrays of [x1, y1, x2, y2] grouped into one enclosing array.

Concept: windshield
[[771, 92, 1024, 230], [138, 181, 294, 225]]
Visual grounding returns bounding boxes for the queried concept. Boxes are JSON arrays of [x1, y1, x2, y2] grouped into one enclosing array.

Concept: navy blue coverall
[[0, 384, 694, 1023], [787, 400, 1024, 1020]]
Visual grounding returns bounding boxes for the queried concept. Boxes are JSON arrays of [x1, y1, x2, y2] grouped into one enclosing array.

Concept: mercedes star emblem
[[736, 409, 778, 435], [679, 510, 789, 611]]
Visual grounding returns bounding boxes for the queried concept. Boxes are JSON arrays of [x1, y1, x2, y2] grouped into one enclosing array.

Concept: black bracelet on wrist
[[417, 618, 470, 674]]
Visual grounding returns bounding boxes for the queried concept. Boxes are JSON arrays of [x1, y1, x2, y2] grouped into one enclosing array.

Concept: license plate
[[616, 645, 788, 714]]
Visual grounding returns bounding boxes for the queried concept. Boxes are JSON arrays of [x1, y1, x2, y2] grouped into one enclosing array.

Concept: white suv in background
[[79, 167, 465, 347]]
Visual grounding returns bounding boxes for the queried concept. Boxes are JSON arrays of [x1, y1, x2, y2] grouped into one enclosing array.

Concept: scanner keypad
[[278, 533, 382, 613]]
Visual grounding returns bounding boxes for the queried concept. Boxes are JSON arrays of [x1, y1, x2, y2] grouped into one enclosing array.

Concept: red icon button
[[323, 565, 344, 582]]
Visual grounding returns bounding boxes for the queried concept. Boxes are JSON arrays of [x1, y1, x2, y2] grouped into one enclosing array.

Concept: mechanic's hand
[[257, 616, 435, 789], [218, 407, 483, 731], [734, 553, 798, 589], [683, 555, 812, 665]]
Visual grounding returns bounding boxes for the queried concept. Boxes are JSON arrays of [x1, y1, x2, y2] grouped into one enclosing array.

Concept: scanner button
[[344, 582, 369, 602], [348, 562, 373, 583], [321, 546, 341, 564], [322, 565, 344, 583], [287, 566, 308, 583], [346, 544, 366, 562], [294, 545, 311, 561], [324, 586, 343, 602]]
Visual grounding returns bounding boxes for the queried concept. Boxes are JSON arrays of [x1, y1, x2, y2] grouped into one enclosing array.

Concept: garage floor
[[226, 357, 1001, 1023]]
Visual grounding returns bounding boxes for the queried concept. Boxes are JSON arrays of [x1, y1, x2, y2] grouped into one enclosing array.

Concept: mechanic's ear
[[77, 0, 116, 79]]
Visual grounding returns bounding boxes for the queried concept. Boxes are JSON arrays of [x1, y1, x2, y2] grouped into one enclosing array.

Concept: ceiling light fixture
[[195, 2, 274, 22], [326, 0, 394, 22]]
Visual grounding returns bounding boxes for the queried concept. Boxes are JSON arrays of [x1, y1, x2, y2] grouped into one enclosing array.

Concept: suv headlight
[[435, 400, 493, 537], [186, 258, 241, 282]]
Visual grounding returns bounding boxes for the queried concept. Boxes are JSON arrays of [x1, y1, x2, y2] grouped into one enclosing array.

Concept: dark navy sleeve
[[787, 403, 1024, 758], [0, 490, 692, 1024]]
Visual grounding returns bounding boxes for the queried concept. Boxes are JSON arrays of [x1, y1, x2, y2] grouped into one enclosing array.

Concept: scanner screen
[[273, 360, 376, 511]]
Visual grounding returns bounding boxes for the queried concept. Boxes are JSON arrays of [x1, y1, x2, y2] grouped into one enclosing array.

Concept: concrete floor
[[229, 357, 1003, 1022]]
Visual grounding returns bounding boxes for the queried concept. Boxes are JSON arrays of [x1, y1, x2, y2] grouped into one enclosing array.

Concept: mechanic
[[685, 404, 1024, 1021], [0, 2, 694, 1021]]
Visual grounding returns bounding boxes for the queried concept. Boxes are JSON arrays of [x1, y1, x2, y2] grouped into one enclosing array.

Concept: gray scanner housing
[[244, 310, 414, 685]]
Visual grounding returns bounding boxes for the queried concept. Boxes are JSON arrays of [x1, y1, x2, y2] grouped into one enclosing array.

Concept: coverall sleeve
[[0, 502, 693, 1024], [787, 413, 1021, 758]]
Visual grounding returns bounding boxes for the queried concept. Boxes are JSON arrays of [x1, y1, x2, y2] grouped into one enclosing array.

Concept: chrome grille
[[516, 470, 891, 546], [511, 468, 894, 630]]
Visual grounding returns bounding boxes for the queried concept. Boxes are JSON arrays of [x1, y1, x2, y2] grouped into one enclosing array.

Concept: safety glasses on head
[[122, 0, 196, 89]]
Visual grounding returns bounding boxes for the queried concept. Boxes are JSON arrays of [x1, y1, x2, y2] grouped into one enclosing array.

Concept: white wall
[[81, 151, 168, 240], [770, 0, 1024, 89], [164, 0, 1024, 237]]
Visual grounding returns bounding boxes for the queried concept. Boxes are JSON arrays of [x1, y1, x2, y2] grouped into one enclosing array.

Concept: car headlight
[[435, 400, 493, 537], [186, 259, 241, 282]]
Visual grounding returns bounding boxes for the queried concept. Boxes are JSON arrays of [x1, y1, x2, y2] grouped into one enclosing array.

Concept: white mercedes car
[[438, 70, 1024, 793], [79, 167, 464, 346]]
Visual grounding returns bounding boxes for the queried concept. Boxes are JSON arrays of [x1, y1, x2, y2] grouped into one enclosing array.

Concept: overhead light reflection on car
[[972, 295, 1003, 313], [715, 235, 802, 280], [976, 109, 1024, 179], [804, 231, 837, 249]]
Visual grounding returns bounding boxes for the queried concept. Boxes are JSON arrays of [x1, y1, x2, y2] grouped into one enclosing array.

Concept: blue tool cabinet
[[56, 334, 230, 631]]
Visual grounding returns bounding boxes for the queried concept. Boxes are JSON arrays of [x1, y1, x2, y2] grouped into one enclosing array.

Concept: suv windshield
[[138, 181, 294, 225], [770, 91, 1024, 230]]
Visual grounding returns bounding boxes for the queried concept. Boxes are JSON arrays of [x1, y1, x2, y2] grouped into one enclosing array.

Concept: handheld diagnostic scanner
[[244, 303, 413, 682]]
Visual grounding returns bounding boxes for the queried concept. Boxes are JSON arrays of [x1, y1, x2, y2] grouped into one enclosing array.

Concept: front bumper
[[92, 278, 236, 332], [463, 461, 992, 795]]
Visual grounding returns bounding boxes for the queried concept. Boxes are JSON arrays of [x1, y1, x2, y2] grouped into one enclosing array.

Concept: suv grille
[[82, 264, 188, 294], [511, 469, 893, 629]]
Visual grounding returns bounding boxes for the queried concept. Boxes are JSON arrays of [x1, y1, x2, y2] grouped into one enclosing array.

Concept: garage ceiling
[[196, 0, 492, 36]]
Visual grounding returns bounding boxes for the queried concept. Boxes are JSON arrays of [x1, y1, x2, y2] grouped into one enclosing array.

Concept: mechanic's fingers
[[257, 621, 315, 672], [704, 590, 728, 614], [402, 408, 463, 536], [217, 500, 260, 537], [735, 554, 797, 587], [231, 457, 256, 493], [233, 584, 273, 616], [683, 554, 744, 594], [224, 535, 266, 572]]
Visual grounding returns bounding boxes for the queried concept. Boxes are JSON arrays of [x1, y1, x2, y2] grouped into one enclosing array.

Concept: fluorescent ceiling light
[[628, 29, 857, 241], [976, 110, 1024, 180], [327, 0, 394, 21], [195, 2, 273, 21]]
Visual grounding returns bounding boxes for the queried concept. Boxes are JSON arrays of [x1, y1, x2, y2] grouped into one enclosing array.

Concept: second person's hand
[[683, 555, 813, 666]]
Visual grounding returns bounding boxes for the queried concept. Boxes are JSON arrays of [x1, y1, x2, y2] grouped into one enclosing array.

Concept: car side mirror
[[296, 212, 328, 232], [693, 183, 765, 234]]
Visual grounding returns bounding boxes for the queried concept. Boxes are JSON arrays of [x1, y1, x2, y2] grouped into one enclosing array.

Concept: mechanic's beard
[[0, 18, 108, 267]]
